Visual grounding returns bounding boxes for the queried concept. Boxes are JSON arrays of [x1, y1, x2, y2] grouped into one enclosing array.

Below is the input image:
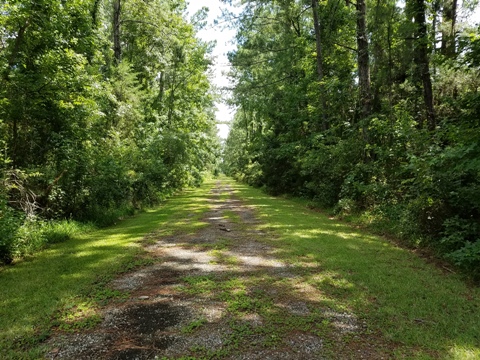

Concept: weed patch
[[181, 318, 207, 334]]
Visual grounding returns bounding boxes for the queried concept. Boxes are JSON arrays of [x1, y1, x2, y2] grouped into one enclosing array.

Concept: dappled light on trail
[[2, 178, 479, 359], [46, 179, 374, 359], [227, 179, 480, 359]]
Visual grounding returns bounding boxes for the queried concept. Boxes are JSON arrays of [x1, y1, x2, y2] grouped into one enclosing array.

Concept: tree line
[[0, 0, 219, 264], [222, 0, 480, 278]]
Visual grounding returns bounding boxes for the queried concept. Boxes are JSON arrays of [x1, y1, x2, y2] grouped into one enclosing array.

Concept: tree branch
[[120, 19, 159, 29], [334, 42, 357, 52]]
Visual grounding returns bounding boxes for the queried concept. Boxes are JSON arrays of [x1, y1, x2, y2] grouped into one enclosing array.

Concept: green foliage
[[442, 217, 480, 278], [223, 1, 480, 277], [181, 318, 207, 334], [447, 240, 480, 278], [0, 0, 219, 263], [0, 194, 22, 264], [10, 219, 95, 260]]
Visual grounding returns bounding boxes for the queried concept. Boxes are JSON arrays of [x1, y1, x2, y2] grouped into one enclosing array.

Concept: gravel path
[[46, 181, 381, 360]]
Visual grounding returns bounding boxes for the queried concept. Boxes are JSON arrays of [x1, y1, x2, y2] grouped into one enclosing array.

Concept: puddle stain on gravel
[[114, 302, 185, 334], [109, 347, 155, 360], [109, 335, 176, 359]]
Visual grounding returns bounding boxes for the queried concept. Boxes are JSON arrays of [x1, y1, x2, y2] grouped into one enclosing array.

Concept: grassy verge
[[223, 178, 480, 359], [0, 180, 214, 359]]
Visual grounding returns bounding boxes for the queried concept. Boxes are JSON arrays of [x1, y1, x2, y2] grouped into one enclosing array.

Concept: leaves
[[0, 0, 219, 262], [223, 0, 480, 277]]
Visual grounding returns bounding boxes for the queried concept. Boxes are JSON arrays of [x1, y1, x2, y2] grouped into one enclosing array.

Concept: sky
[[186, 0, 239, 139]]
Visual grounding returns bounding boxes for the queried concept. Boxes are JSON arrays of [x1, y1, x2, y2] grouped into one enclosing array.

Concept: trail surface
[[47, 180, 385, 359]]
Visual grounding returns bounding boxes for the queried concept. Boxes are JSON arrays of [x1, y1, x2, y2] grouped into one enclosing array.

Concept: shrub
[[0, 196, 22, 264], [42, 220, 96, 244], [446, 240, 480, 280], [440, 216, 480, 278], [4, 218, 96, 262]]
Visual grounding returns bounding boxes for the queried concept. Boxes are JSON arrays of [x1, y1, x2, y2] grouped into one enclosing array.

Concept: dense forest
[[1, 0, 480, 279], [0, 0, 219, 264], [222, 0, 480, 277]]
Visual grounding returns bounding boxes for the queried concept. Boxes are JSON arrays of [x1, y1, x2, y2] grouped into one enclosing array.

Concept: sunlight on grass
[[0, 180, 216, 359], [449, 345, 480, 359], [225, 178, 480, 358]]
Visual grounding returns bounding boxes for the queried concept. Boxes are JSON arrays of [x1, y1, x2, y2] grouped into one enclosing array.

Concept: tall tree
[[311, 0, 327, 130], [441, 0, 457, 58], [355, 0, 372, 118], [113, 0, 122, 63], [410, 0, 435, 130]]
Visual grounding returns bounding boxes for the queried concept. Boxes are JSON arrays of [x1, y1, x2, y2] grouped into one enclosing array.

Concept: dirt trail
[[47, 181, 377, 359]]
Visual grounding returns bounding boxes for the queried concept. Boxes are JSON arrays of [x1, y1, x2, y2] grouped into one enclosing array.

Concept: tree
[[441, 0, 457, 58], [311, 0, 327, 130], [408, 0, 435, 130], [354, 0, 372, 118], [114, 0, 122, 63], [224, 0, 480, 276]]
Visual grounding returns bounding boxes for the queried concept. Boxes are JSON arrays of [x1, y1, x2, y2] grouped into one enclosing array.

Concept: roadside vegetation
[[222, 178, 480, 359], [222, 0, 480, 279], [0, 181, 212, 359], [0, 1, 219, 265]]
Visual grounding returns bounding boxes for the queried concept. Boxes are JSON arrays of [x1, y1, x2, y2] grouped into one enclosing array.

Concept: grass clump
[[54, 299, 103, 332], [181, 318, 207, 334], [2, 219, 96, 263]]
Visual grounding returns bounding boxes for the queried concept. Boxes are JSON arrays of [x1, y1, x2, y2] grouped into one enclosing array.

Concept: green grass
[[0, 180, 214, 359], [222, 178, 480, 359], [180, 268, 326, 358], [3, 176, 480, 359], [222, 209, 242, 224], [181, 318, 208, 334]]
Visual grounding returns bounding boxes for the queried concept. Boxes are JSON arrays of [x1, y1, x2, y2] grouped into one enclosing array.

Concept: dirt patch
[[46, 181, 391, 359], [104, 302, 186, 334]]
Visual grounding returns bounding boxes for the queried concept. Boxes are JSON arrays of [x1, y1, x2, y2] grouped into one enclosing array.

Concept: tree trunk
[[113, 0, 121, 64], [167, 67, 177, 125], [432, 0, 440, 74], [441, 0, 457, 58], [413, 0, 435, 130], [5, 21, 29, 79], [158, 71, 165, 107], [387, 8, 394, 109], [12, 116, 18, 169], [356, 0, 372, 119], [311, 0, 327, 131]]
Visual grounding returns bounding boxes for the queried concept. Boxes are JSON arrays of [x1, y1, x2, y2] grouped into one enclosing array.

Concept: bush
[[42, 220, 95, 244], [86, 205, 135, 227], [446, 240, 480, 279], [0, 196, 22, 264], [14, 219, 48, 257], [440, 216, 480, 278], [4, 218, 96, 262]]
